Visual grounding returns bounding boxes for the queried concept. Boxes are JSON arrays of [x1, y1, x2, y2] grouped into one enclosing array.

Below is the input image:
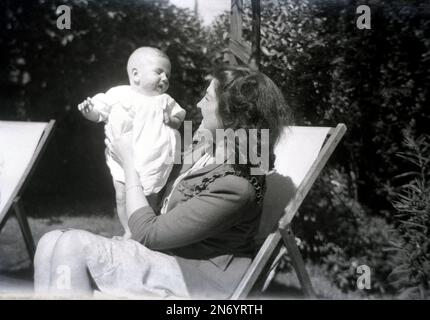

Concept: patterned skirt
[[77, 233, 190, 299]]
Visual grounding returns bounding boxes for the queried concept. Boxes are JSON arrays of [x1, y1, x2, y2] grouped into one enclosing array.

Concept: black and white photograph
[[0, 0, 429, 304]]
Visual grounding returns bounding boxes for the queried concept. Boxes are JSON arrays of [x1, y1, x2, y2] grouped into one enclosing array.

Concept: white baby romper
[[91, 86, 183, 195]]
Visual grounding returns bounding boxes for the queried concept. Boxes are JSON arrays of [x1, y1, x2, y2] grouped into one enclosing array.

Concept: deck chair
[[231, 123, 347, 299], [0, 120, 55, 262]]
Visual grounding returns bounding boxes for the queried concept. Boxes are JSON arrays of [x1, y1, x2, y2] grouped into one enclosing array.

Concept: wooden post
[[250, 0, 261, 70], [229, 0, 260, 68], [231, 0, 243, 41], [194, 0, 198, 17], [229, 0, 243, 64]]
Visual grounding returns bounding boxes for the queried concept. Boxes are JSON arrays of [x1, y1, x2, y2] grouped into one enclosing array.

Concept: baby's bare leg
[[113, 180, 131, 239]]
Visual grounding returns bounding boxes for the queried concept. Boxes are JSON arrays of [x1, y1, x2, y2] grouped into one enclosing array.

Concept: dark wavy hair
[[211, 65, 293, 174]]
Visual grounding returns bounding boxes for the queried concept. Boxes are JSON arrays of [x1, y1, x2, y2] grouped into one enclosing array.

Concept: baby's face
[[134, 55, 171, 95]]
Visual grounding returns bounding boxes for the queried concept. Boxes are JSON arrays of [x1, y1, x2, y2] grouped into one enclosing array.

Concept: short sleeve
[[91, 86, 128, 122], [165, 95, 186, 122]]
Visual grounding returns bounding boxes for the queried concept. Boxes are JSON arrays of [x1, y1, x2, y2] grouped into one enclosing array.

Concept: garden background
[[0, 0, 429, 299]]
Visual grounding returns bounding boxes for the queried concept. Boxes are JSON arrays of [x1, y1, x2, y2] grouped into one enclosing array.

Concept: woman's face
[[197, 79, 223, 135]]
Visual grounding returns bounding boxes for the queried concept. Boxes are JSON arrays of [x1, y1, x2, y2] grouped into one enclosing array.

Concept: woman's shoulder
[[201, 165, 265, 205]]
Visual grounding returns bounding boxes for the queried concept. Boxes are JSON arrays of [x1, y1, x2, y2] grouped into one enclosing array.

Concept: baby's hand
[[163, 109, 170, 125], [78, 98, 101, 122], [78, 97, 94, 114], [164, 113, 184, 130]]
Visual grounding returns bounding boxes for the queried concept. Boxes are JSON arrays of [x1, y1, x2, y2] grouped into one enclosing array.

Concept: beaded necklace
[[177, 167, 266, 204]]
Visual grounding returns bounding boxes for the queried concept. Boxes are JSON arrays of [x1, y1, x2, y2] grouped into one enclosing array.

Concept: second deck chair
[[0, 120, 55, 262], [231, 123, 347, 299]]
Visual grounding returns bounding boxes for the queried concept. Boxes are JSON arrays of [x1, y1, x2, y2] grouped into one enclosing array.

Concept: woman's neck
[[212, 139, 236, 165]]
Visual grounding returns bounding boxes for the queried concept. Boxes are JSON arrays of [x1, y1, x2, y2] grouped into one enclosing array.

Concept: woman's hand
[[110, 131, 134, 166]]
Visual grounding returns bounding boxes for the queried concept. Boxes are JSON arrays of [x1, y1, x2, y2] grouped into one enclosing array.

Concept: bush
[[295, 168, 393, 293], [388, 131, 430, 299], [256, 0, 430, 213], [208, 0, 429, 294]]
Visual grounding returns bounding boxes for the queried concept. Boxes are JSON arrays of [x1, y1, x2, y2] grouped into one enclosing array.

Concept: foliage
[[208, 0, 429, 294], [388, 131, 430, 299], [211, 0, 430, 209], [257, 0, 430, 212], [293, 168, 393, 293]]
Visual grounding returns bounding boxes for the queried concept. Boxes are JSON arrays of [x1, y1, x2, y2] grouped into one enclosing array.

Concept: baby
[[78, 47, 186, 238]]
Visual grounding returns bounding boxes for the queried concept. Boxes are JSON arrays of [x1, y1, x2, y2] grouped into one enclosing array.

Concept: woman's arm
[[128, 175, 256, 250], [111, 133, 150, 218], [123, 154, 150, 219]]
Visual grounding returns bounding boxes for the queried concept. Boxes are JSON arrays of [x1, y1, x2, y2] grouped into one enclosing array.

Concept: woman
[[34, 66, 292, 298]]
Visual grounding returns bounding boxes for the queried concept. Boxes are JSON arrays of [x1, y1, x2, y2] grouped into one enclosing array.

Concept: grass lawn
[[0, 213, 379, 299]]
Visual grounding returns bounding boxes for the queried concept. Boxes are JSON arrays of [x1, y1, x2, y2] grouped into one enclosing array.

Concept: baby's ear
[[131, 68, 140, 84]]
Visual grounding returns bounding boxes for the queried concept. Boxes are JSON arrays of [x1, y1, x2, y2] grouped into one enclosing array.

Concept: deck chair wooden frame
[[231, 124, 347, 299], [0, 120, 56, 262]]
